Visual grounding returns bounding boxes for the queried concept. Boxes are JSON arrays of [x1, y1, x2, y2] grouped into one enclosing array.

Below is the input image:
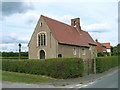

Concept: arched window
[[38, 33, 46, 46], [38, 35, 40, 46], [43, 34, 46, 45]]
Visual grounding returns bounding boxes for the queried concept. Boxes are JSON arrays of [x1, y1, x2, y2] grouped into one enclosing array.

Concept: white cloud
[[7, 0, 118, 3], [89, 30, 118, 46], [0, 43, 28, 52], [2, 33, 29, 44], [60, 15, 75, 24], [45, 14, 75, 25], [3, 10, 39, 25], [0, 44, 14, 47], [23, 11, 39, 25], [0, 44, 17, 52], [8, 33, 18, 38], [82, 22, 110, 32]]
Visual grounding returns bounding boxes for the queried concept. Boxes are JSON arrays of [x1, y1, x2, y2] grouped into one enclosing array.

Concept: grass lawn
[[2, 70, 57, 84]]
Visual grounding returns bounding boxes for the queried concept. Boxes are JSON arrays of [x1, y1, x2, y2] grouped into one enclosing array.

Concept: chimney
[[71, 18, 81, 30]]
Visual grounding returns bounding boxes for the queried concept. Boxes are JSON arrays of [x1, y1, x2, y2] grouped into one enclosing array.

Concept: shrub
[[97, 52, 104, 57], [2, 58, 84, 79], [107, 52, 111, 56], [96, 56, 119, 73]]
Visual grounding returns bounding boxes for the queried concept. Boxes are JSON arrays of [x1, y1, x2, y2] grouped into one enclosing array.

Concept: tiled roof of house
[[96, 41, 106, 53], [42, 15, 96, 47], [102, 43, 111, 49]]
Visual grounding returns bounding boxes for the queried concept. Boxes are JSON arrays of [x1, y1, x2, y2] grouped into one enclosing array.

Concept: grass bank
[[2, 70, 56, 84]]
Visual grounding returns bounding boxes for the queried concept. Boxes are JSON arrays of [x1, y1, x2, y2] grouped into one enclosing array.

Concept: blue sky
[[0, 0, 119, 52]]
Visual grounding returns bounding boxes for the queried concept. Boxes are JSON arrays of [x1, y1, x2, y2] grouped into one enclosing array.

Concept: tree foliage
[[111, 44, 120, 56], [97, 52, 104, 57], [0, 52, 28, 57]]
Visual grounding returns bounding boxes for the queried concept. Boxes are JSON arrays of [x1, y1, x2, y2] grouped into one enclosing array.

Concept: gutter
[[58, 42, 90, 48]]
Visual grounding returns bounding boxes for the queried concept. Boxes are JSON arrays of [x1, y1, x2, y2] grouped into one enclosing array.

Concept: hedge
[[96, 56, 119, 73], [2, 58, 84, 79]]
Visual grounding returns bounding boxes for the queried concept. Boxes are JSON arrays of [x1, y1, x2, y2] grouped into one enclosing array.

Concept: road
[[85, 69, 119, 88]]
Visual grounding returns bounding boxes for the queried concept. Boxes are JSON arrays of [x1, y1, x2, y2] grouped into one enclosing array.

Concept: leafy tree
[[111, 44, 120, 56], [1, 52, 28, 57]]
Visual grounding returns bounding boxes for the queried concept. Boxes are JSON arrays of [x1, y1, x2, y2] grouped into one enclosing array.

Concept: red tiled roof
[[102, 43, 110, 49], [96, 42, 106, 53], [42, 15, 96, 47]]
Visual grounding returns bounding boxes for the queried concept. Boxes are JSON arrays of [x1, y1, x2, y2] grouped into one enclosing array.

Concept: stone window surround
[[37, 31, 47, 47]]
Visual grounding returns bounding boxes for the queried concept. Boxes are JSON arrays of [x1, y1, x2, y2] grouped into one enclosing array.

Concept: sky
[[0, 0, 119, 52]]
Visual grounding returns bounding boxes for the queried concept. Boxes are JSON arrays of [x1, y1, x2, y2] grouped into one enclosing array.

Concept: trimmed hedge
[[96, 56, 119, 73], [2, 58, 84, 79]]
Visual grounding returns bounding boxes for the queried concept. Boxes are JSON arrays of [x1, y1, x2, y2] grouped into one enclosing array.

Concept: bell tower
[[71, 18, 81, 30]]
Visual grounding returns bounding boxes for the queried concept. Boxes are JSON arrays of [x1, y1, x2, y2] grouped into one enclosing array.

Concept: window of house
[[40, 22, 42, 27], [43, 34, 46, 45], [38, 35, 40, 46], [41, 34, 43, 45], [82, 48, 86, 55], [73, 48, 76, 55], [38, 33, 46, 46]]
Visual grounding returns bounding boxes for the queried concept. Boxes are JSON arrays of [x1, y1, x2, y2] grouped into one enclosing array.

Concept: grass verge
[[2, 70, 56, 84]]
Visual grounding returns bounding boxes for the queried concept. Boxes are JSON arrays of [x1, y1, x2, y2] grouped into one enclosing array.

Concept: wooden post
[[88, 59, 89, 75], [18, 43, 21, 60], [93, 59, 96, 74]]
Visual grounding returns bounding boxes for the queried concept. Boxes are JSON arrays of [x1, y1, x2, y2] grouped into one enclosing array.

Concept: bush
[[2, 58, 84, 79], [97, 52, 104, 57], [96, 56, 119, 73], [107, 52, 111, 56]]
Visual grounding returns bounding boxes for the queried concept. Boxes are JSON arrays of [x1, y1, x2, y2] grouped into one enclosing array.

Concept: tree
[[111, 44, 120, 56]]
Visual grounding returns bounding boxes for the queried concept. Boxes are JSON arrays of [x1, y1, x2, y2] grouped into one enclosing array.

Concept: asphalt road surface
[[85, 69, 119, 88]]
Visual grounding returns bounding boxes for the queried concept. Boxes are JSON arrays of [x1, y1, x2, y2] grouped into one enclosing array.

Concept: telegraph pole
[[18, 43, 21, 60]]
